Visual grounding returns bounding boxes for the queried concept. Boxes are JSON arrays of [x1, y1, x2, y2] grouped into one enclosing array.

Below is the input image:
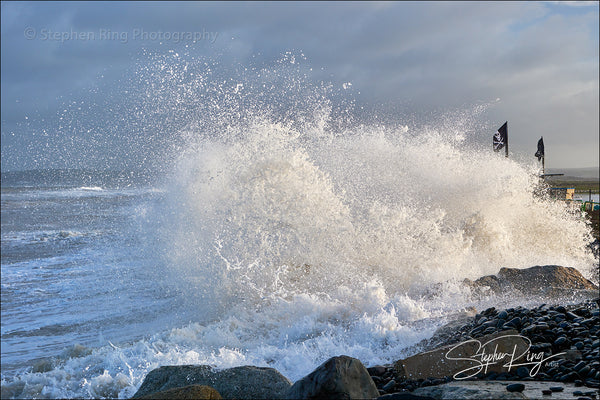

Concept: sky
[[1, 1, 598, 172]]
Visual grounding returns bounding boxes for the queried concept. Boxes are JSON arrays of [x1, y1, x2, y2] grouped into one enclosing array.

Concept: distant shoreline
[[545, 167, 599, 180], [543, 177, 600, 193]]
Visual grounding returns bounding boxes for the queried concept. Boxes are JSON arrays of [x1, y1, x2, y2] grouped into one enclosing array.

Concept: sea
[[1, 56, 599, 399]]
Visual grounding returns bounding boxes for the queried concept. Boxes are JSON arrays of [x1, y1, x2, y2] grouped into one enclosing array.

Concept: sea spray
[[2, 52, 597, 399], [152, 116, 596, 309]]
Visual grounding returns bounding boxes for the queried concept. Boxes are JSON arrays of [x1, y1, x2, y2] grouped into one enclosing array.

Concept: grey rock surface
[[286, 355, 379, 399], [133, 365, 291, 399]]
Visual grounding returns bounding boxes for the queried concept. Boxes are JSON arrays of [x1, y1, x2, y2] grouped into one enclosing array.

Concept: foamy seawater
[[1, 55, 597, 399]]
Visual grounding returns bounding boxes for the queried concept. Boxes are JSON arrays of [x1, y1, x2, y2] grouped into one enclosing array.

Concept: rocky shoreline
[[371, 297, 600, 399], [130, 265, 599, 400]]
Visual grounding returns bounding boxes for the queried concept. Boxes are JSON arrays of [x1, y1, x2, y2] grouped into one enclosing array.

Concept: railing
[[580, 201, 600, 212]]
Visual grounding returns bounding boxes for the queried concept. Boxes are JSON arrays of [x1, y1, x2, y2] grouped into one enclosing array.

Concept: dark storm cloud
[[1, 1, 598, 170]]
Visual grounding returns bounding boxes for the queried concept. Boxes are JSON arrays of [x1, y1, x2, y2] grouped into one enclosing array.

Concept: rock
[[559, 371, 578, 382], [464, 275, 505, 295], [580, 318, 597, 326], [516, 367, 529, 378], [504, 317, 521, 329], [566, 312, 580, 320], [483, 307, 497, 316], [394, 330, 528, 380], [376, 393, 436, 400], [136, 385, 222, 399], [31, 358, 54, 373], [497, 265, 597, 291], [563, 349, 583, 362], [368, 365, 388, 376], [505, 383, 524, 392], [382, 379, 396, 392], [578, 365, 591, 377], [553, 336, 568, 347], [530, 343, 552, 353], [585, 379, 600, 388], [466, 265, 598, 299], [411, 381, 518, 399], [286, 355, 379, 400], [133, 365, 291, 399], [573, 361, 587, 371], [0, 381, 26, 400], [412, 381, 585, 400], [429, 309, 478, 345]]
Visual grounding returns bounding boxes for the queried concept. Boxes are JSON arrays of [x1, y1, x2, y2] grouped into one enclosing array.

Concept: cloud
[[1, 1, 598, 170], [547, 1, 599, 7]]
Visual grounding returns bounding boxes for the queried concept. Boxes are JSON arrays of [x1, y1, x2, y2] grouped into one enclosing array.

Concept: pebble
[[483, 307, 496, 316], [572, 390, 597, 396], [368, 365, 387, 376], [506, 383, 525, 392], [382, 379, 396, 392], [574, 361, 587, 371], [554, 336, 568, 347], [567, 312, 580, 320], [505, 316, 522, 328], [372, 299, 599, 397]]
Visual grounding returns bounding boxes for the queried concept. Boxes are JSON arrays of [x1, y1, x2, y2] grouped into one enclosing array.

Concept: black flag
[[493, 122, 508, 156], [535, 137, 544, 161]]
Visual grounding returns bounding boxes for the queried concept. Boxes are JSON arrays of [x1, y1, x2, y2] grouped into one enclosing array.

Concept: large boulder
[[286, 355, 380, 399], [394, 330, 528, 380], [464, 265, 598, 299], [132, 365, 292, 399], [135, 384, 222, 399]]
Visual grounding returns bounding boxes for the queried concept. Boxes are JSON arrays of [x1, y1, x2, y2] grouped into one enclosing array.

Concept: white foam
[[76, 186, 104, 191]]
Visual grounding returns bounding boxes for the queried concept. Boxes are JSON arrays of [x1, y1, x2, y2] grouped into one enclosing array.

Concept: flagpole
[[542, 155, 545, 175], [505, 122, 508, 158]]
